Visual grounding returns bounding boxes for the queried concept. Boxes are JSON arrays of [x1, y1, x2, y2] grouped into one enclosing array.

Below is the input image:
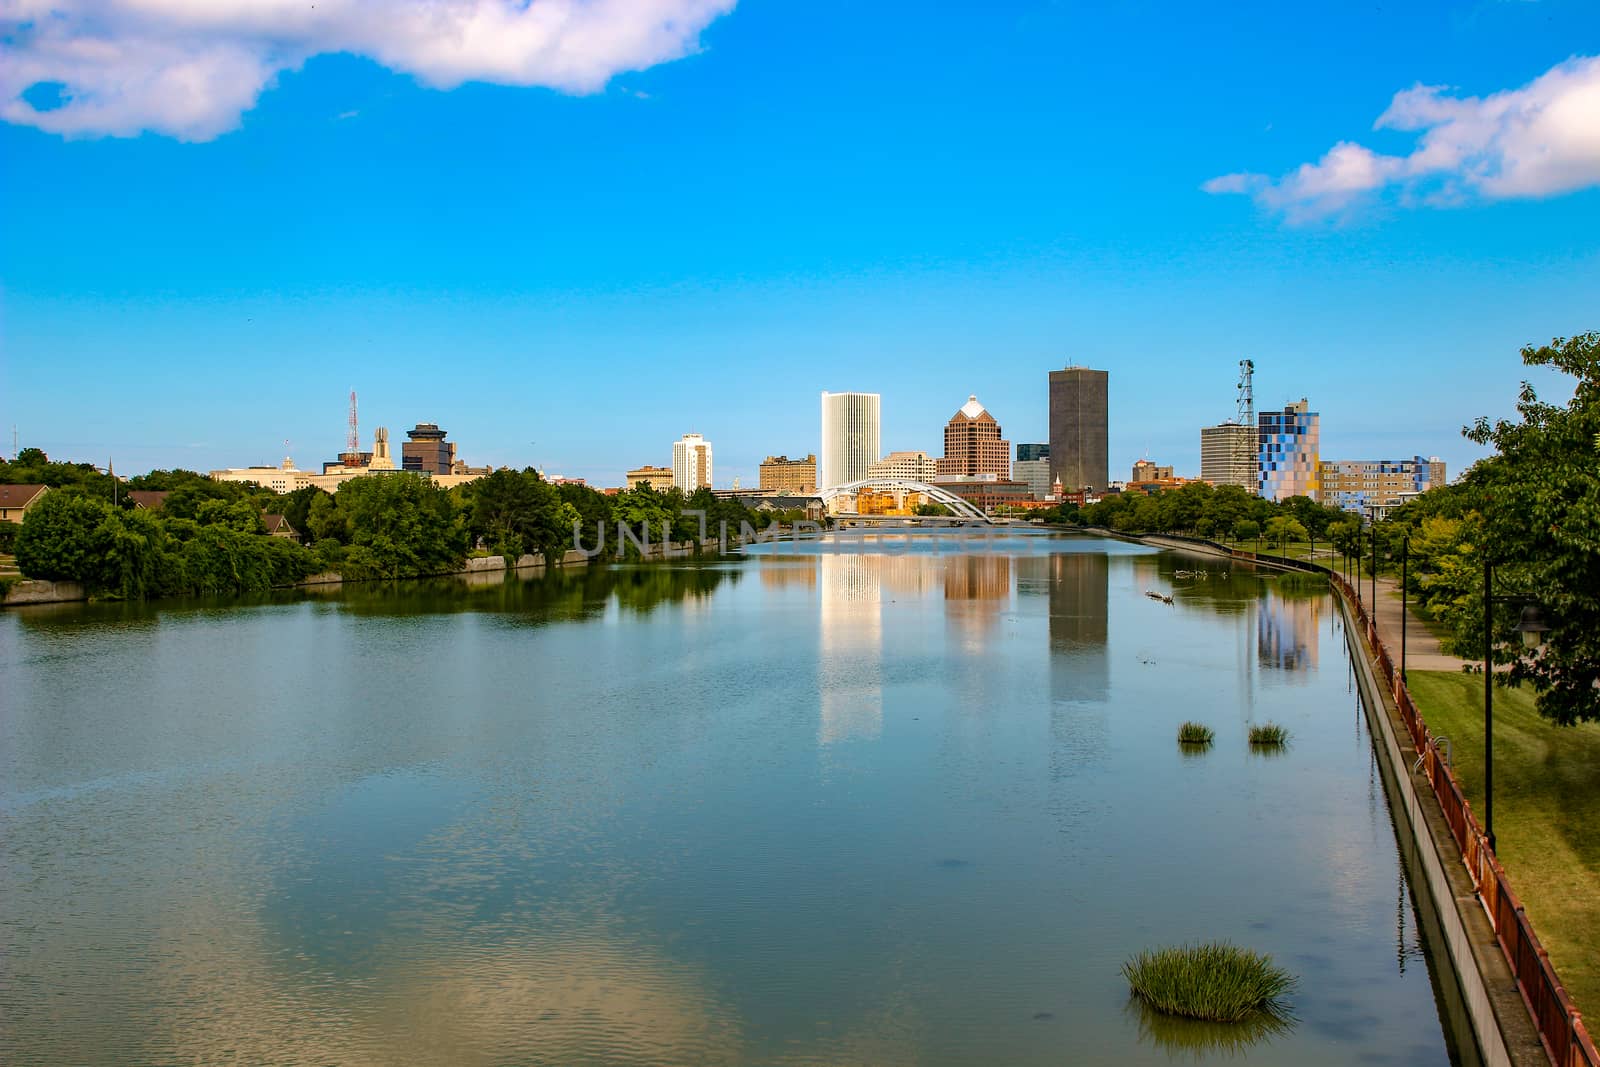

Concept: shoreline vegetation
[[0, 452, 805, 604]]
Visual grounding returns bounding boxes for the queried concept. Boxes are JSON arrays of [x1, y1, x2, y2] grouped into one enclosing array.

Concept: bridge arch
[[817, 479, 992, 523]]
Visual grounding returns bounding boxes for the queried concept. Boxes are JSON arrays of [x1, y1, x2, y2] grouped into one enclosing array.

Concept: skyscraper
[[819, 391, 881, 488], [1258, 399, 1320, 501], [1015, 442, 1049, 462], [1047, 367, 1109, 492], [935, 395, 1010, 479], [672, 433, 713, 491], [1199, 422, 1258, 489]]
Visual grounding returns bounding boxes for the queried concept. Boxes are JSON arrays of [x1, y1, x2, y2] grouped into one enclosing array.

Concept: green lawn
[[1406, 670, 1600, 1016]]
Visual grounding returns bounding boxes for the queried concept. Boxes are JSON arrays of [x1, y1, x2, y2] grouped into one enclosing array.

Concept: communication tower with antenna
[[1236, 359, 1256, 490]]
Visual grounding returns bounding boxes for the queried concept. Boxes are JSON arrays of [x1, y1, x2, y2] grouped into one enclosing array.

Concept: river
[[0, 532, 1470, 1064]]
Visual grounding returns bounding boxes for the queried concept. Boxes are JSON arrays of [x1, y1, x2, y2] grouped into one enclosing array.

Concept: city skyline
[[5, 5, 1598, 484]]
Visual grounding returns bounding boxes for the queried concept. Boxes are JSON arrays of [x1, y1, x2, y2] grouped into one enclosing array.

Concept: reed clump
[[1177, 722, 1215, 746], [1123, 942, 1296, 1023], [1248, 722, 1291, 748]]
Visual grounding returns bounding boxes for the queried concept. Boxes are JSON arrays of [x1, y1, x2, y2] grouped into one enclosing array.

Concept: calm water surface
[[1, 534, 1465, 1065]]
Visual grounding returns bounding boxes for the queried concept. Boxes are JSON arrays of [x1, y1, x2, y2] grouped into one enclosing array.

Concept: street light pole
[[1401, 536, 1409, 682], [1483, 555, 1495, 852]]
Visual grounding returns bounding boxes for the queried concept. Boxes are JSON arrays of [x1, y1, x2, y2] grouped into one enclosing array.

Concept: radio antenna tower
[[1236, 360, 1256, 490], [343, 389, 360, 466]]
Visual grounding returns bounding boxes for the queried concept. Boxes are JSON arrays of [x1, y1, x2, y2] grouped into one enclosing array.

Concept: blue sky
[[3, 0, 1598, 486]]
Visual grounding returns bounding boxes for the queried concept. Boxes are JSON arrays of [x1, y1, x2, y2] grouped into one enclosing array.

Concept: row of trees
[[1036, 479, 1357, 549], [6, 458, 786, 600]]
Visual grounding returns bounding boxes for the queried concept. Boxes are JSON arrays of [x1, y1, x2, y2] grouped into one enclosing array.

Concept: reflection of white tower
[[818, 554, 883, 745], [369, 427, 395, 471]]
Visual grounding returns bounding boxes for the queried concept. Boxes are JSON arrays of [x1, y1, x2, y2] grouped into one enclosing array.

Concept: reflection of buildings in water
[[1256, 584, 1321, 676], [942, 554, 1011, 647], [942, 554, 1011, 602], [759, 558, 818, 591], [818, 554, 884, 745], [1044, 552, 1110, 704]]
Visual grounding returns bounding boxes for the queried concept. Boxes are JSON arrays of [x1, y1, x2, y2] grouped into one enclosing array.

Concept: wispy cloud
[[1206, 55, 1600, 220], [0, 0, 738, 142]]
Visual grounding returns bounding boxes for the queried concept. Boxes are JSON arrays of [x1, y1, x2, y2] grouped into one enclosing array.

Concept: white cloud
[[0, 0, 738, 141], [1206, 55, 1600, 219]]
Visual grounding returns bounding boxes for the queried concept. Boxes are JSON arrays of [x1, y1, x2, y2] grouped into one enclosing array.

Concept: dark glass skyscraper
[[1047, 367, 1108, 492], [1016, 442, 1049, 462]]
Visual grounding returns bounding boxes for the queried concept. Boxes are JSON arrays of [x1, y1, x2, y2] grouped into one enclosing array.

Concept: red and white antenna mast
[[341, 389, 362, 465]]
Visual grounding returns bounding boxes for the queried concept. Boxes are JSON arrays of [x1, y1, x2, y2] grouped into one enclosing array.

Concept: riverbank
[[1407, 670, 1600, 1016], [0, 535, 747, 608]]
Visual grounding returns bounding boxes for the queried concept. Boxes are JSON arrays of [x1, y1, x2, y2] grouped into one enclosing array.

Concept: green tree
[[14, 489, 114, 583], [1461, 331, 1600, 724], [333, 474, 468, 579]]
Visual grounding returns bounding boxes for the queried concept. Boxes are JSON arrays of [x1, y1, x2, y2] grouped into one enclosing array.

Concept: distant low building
[[759, 454, 817, 493], [868, 450, 938, 482], [626, 465, 674, 490], [1318, 456, 1445, 515], [211, 457, 311, 494], [0, 484, 49, 523], [934, 476, 1033, 513]]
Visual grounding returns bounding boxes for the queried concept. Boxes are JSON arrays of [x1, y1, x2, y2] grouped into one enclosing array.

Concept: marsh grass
[[1122, 942, 1296, 1023], [1248, 722, 1290, 748], [1177, 722, 1215, 746]]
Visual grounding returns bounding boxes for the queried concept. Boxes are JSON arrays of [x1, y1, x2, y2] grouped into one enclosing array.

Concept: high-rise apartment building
[[626, 465, 674, 490], [1258, 399, 1320, 501], [758, 454, 817, 493], [1200, 422, 1259, 489], [819, 391, 881, 488], [868, 450, 939, 482], [402, 423, 455, 475], [672, 434, 713, 491], [1016, 442, 1049, 463], [1317, 456, 1446, 514], [936, 395, 1010, 479], [1048, 367, 1109, 492]]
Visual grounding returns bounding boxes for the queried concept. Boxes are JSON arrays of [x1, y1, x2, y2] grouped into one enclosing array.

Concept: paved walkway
[[1351, 573, 1471, 673]]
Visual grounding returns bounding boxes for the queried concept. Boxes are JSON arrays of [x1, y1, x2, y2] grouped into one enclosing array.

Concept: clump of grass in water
[[1248, 722, 1291, 747], [1177, 722, 1215, 745], [1123, 942, 1296, 1023]]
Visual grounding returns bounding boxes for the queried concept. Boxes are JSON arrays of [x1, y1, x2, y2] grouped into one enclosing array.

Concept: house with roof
[[0, 484, 49, 524], [127, 490, 171, 511]]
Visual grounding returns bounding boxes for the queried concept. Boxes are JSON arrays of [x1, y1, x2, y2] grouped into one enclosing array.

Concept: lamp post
[[1480, 557, 1551, 852], [1400, 536, 1409, 682]]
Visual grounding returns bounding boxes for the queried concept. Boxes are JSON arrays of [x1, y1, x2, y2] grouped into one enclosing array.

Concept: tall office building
[[672, 434, 713, 491], [936, 395, 1011, 479], [1258, 399, 1320, 501], [1047, 367, 1109, 492], [759, 454, 817, 493], [402, 423, 455, 475], [819, 391, 881, 488], [1199, 422, 1258, 489]]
